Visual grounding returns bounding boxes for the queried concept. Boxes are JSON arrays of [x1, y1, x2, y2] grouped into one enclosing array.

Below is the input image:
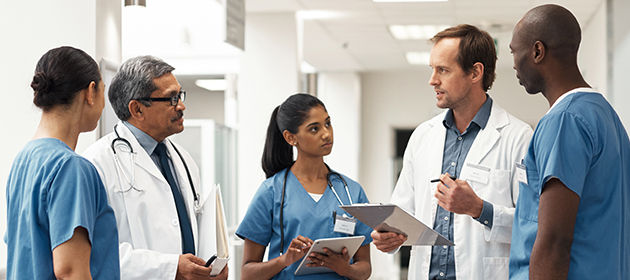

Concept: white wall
[[317, 72, 362, 180], [611, 0, 630, 129], [0, 0, 121, 273], [579, 0, 608, 94], [236, 12, 300, 220]]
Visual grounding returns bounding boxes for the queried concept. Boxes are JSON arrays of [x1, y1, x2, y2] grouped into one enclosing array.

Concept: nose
[[175, 97, 186, 111], [322, 126, 332, 140], [429, 69, 439, 87]]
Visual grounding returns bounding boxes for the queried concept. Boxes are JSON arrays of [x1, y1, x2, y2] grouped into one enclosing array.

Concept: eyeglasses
[[136, 90, 186, 106]]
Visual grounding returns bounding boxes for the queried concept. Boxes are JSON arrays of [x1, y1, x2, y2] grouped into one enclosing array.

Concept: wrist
[[471, 197, 483, 218]]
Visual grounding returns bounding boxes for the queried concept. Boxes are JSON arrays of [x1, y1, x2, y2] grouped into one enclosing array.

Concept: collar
[[547, 87, 599, 114], [443, 94, 493, 130], [123, 121, 160, 156]]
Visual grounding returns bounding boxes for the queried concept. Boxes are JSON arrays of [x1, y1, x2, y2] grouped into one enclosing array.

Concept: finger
[[441, 173, 455, 187], [296, 236, 313, 247]]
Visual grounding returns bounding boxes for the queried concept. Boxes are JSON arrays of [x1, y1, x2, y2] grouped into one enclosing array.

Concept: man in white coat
[[83, 56, 228, 280], [371, 25, 532, 280]]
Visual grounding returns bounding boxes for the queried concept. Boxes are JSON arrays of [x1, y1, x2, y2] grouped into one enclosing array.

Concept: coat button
[[172, 219, 179, 226]]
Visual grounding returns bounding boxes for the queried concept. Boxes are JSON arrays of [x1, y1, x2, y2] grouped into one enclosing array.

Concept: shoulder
[[407, 111, 447, 145], [491, 102, 533, 137], [83, 132, 116, 159]]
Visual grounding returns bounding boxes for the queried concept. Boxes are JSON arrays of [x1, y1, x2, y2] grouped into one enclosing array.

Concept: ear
[[84, 81, 97, 106], [532, 40, 545, 64], [128, 100, 145, 121], [282, 130, 297, 146], [470, 62, 484, 84]]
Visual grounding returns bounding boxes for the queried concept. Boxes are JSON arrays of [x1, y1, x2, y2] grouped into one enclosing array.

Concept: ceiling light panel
[[374, 0, 447, 2], [389, 25, 450, 40]]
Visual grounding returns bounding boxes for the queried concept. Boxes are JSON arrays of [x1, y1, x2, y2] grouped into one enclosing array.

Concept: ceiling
[[246, 0, 606, 72]]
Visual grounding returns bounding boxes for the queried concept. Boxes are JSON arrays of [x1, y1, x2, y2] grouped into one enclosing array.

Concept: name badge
[[334, 214, 356, 235], [464, 163, 490, 184], [515, 162, 528, 184]]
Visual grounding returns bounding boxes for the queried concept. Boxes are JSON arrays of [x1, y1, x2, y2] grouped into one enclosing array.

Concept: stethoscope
[[279, 163, 353, 254], [111, 124, 200, 210]]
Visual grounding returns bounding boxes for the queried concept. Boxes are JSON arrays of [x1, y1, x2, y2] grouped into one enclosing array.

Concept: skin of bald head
[[510, 4, 589, 104]]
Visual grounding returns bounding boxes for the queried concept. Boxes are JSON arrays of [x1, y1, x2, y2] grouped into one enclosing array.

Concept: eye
[[325, 121, 331, 128], [309, 126, 319, 133]]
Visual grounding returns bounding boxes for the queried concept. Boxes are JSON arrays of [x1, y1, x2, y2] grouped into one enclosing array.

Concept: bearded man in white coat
[[371, 25, 532, 280], [83, 56, 228, 280]]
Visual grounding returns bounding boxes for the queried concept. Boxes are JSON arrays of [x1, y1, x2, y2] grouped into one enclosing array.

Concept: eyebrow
[[306, 117, 330, 128]]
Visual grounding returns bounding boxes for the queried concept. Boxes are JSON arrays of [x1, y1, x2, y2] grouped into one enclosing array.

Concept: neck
[[34, 108, 82, 150], [127, 119, 165, 142], [291, 154, 327, 181], [452, 91, 487, 133], [542, 63, 590, 107]]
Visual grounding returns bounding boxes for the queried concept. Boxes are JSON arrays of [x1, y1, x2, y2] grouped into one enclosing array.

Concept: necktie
[[154, 142, 195, 254]]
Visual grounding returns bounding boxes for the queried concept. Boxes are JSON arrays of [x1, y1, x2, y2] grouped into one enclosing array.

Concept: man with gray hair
[[84, 56, 228, 280]]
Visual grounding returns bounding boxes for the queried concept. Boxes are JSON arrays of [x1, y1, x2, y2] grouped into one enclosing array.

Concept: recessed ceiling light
[[195, 79, 227, 91], [389, 25, 450, 40], [406, 52, 431, 65], [374, 0, 447, 2]]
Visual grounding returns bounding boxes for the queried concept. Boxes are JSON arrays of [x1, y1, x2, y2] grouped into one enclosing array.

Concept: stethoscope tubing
[[111, 124, 199, 206]]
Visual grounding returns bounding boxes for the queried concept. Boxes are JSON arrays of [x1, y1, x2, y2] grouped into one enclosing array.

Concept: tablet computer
[[294, 236, 365, 276]]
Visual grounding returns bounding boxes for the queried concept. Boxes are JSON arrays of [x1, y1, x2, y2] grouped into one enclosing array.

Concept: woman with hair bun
[[5, 46, 120, 279], [236, 93, 372, 279]]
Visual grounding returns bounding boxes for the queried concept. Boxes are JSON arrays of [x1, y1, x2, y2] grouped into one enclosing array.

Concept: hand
[[371, 230, 406, 253], [434, 173, 483, 218], [175, 254, 213, 280], [280, 235, 313, 267], [208, 264, 228, 280], [306, 247, 351, 276]]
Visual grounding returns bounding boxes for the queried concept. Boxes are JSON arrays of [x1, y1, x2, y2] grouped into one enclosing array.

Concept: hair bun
[[31, 72, 53, 94]]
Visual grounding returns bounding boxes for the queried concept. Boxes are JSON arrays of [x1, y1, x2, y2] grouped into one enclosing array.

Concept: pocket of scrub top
[[516, 166, 539, 222], [482, 257, 509, 279]]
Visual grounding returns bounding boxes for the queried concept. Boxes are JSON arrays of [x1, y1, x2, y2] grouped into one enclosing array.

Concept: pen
[[430, 175, 457, 183]]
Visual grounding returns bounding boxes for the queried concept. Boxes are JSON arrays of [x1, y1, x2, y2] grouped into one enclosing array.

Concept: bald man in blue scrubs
[[509, 4, 630, 280]]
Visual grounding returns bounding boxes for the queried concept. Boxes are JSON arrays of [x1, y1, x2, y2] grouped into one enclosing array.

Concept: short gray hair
[[109, 56, 175, 120]]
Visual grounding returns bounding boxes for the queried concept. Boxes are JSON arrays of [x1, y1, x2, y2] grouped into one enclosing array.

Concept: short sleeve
[[535, 112, 594, 197], [47, 156, 103, 249], [235, 183, 274, 246]]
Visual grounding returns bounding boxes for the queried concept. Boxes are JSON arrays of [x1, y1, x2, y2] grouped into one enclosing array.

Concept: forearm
[[530, 236, 572, 279], [340, 260, 371, 280], [241, 255, 288, 280]]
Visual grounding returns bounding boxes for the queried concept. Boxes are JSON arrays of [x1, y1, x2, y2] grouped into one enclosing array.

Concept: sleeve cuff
[[474, 200, 493, 228]]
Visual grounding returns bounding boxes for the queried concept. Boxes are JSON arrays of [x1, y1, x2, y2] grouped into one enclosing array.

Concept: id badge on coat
[[333, 213, 356, 235]]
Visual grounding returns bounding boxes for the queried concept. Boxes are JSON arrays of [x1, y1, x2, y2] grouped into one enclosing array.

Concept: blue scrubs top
[[5, 138, 120, 279], [236, 168, 373, 279], [510, 91, 630, 279]]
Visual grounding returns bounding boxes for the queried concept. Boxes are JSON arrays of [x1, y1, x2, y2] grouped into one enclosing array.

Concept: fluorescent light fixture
[[389, 25, 450, 40], [374, 0, 447, 2], [406, 52, 430, 65], [195, 79, 227, 91], [124, 0, 146, 7]]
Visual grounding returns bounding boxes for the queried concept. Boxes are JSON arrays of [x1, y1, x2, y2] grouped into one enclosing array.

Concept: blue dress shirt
[[428, 95, 495, 280]]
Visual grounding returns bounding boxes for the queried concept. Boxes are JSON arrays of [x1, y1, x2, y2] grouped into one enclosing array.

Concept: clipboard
[[210, 185, 230, 276], [340, 204, 454, 246], [294, 236, 365, 276], [195, 184, 229, 276]]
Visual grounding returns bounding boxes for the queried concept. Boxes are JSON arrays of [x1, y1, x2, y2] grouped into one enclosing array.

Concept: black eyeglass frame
[[135, 90, 186, 106]]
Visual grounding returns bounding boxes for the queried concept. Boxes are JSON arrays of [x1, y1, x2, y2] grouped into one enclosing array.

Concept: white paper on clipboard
[[341, 204, 454, 246], [196, 184, 230, 276]]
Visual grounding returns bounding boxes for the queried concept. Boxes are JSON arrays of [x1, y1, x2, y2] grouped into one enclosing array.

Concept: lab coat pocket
[[482, 257, 509, 280]]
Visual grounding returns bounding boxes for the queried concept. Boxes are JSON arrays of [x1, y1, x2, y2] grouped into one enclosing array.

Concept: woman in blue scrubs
[[5, 47, 119, 279], [237, 94, 372, 279]]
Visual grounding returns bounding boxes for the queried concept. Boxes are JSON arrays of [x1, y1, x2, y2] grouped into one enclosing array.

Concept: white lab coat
[[391, 102, 532, 280], [83, 121, 218, 280]]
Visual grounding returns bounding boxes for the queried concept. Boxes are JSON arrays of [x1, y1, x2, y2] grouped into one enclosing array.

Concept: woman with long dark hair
[[5, 46, 119, 279], [236, 93, 372, 279]]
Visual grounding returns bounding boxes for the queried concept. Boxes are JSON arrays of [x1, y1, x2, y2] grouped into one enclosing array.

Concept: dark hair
[[30, 46, 101, 111], [108, 56, 175, 120], [431, 24, 497, 92], [261, 93, 326, 178]]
